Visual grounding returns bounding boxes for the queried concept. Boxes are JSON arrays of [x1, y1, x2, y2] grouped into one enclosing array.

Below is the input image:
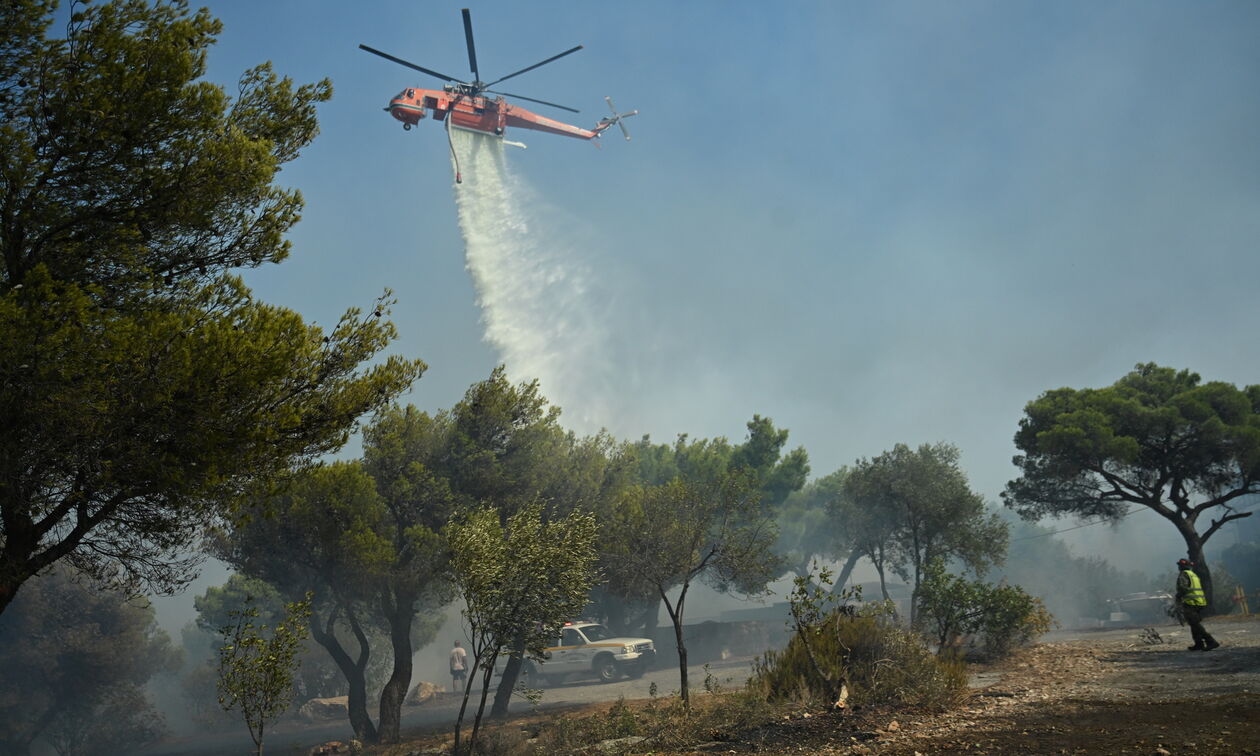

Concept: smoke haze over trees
[[3, 1, 1259, 752]]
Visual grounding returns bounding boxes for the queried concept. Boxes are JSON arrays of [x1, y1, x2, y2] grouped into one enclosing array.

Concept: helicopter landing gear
[[402, 123, 412, 131]]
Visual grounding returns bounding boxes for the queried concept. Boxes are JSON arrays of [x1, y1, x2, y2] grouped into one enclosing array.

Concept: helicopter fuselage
[[386, 87, 604, 140]]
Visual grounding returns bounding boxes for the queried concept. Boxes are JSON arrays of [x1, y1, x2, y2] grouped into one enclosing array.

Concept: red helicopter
[[360, 9, 637, 150]]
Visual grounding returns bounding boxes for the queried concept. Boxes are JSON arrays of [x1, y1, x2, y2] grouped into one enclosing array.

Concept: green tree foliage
[[842, 443, 1008, 622], [0, 0, 423, 615], [217, 593, 313, 756], [448, 502, 599, 755], [607, 417, 807, 638], [0, 564, 179, 756], [181, 574, 348, 728], [444, 366, 565, 515], [612, 472, 782, 707], [442, 368, 601, 718], [360, 405, 456, 743], [916, 558, 1054, 658], [219, 460, 443, 743], [1004, 363, 1260, 607]]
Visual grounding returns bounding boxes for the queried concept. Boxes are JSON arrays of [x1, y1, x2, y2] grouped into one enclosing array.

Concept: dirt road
[[772, 615, 1260, 755], [143, 617, 1260, 755], [141, 656, 757, 756]]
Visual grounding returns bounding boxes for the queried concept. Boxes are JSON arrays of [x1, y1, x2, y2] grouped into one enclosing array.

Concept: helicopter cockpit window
[[406, 89, 415, 98]]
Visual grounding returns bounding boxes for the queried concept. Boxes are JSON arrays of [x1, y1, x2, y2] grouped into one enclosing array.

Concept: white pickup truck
[[520, 622, 656, 686]]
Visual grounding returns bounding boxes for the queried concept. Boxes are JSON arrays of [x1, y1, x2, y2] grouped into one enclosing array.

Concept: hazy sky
[[151, 1, 1257, 564]]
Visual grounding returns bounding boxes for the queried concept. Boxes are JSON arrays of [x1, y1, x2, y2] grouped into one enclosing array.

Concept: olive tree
[[448, 502, 599, 755], [216, 594, 313, 756], [843, 443, 1008, 622], [611, 471, 781, 707]]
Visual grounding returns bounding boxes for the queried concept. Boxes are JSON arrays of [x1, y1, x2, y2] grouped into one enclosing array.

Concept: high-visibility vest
[[1179, 569, 1207, 607]]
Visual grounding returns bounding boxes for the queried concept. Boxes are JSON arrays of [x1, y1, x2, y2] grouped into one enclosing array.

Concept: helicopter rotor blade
[[486, 90, 580, 114], [358, 44, 465, 84], [484, 45, 584, 89], [461, 8, 480, 83]]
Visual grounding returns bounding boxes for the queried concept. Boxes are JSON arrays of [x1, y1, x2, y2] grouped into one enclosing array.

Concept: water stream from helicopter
[[448, 128, 614, 429]]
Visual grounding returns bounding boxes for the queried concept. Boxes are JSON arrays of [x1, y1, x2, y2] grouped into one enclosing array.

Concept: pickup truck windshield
[[581, 625, 611, 642]]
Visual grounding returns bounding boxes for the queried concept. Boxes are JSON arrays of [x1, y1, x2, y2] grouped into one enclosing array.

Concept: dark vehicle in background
[[1106, 592, 1173, 624]]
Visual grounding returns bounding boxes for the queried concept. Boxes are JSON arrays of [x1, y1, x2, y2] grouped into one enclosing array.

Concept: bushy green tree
[[181, 574, 348, 728], [775, 468, 853, 585], [1004, 363, 1260, 607], [219, 461, 433, 743], [844, 443, 1008, 622], [361, 405, 456, 743], [217, 593, 313, 756], [0, 564, 179, 756], [611, 471, 782, 707], [441, 368, 592, 718], [448, 502, 599, 755], [917, 559, 1054, 658], [45, 683, 167, 756], [610, 418, 807, 638], [0, 0, 422, 615]]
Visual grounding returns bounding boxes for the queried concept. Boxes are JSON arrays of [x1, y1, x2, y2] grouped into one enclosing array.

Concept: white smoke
[[448, 127, 617, 431]]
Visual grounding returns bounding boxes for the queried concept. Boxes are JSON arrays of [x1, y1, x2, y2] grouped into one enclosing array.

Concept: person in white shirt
[[449, 640, 468, 692]]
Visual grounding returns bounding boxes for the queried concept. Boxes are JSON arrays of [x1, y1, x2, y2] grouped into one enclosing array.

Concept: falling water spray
[[448, 128, 614, 429]]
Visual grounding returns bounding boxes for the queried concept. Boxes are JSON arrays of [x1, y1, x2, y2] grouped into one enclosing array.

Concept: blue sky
[[188, 0, 1258, 519]]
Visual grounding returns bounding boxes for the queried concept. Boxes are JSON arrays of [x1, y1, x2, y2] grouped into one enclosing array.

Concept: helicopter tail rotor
[[600, 96, 638, 141]]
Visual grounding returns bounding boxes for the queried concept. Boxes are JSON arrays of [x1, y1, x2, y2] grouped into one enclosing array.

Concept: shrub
[[917, 558, 1055, 659], [748, 565, 967, 710], [749, 611, 967, 710]]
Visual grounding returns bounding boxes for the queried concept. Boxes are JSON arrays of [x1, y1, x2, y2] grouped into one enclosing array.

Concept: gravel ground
[[709, 615, 1260, 756]]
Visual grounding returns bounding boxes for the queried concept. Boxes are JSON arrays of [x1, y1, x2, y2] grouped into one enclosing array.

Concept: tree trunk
[[662, 584, 690, 708], [874, 561, 890, 602], [451, 649, 486, 756], [309, 606, 378, 743], [0, 519, 38, 617], [1174, 517, 1215, 611], [489, 635, 524, 717], [376, 589, 416, 743], [834, 549, 862, 593], [469, 658, 498, 754], [1186, 539, 1214, 613], [672, 612, 689, 708]]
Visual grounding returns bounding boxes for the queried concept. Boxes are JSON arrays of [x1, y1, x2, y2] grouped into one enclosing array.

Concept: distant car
[[515, 622, 656, 686], [1107, 592, 1174, 623]]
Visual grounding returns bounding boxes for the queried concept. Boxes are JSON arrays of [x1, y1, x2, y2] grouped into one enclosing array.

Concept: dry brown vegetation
[[355, 616, 1260, 756]]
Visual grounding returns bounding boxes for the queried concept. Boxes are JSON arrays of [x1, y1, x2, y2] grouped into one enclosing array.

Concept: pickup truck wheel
[[594, 654, 620, 683]]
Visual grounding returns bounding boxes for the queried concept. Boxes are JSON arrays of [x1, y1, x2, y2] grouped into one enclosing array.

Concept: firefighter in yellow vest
[[1176, 559, 1219, 651]]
